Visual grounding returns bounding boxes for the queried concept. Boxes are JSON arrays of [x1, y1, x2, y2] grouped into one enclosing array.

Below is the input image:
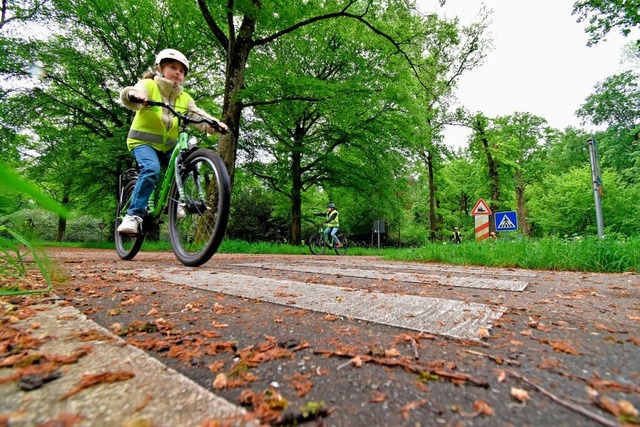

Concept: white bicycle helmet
[[155, 48, 189, 76]]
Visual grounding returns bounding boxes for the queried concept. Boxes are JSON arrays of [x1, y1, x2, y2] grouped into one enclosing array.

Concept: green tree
[[0, 0, 47, 31], [196, 0, 448, 187], [572, 0, 640, 45], [239, 8, 420, 244], [468, 113, 503, 217], [410, 7, 492, 241], [528, 166, 640, 236], [577, 71, 640, 184], [544, 127, 592, 176], [490, 113, 554, 236]]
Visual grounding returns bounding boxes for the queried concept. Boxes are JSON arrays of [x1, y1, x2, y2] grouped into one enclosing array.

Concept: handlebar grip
[[210, 120, 229, 135], [127, 93, 147, 104]]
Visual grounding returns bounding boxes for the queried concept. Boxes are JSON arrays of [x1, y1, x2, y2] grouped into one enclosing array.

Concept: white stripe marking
[[307, 259, 538, 278], [232, 262, 528, 292], [139, 270, 505, 341]]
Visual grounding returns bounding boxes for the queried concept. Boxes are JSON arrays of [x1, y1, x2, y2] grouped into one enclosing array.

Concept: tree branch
[[196, 0, 229, 52]]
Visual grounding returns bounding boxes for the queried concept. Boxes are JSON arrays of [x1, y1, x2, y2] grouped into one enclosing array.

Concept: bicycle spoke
[[168, 149, 230, 266]]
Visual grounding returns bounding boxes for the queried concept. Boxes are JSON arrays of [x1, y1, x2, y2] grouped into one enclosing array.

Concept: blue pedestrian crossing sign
[[495, 211, 518, 231]]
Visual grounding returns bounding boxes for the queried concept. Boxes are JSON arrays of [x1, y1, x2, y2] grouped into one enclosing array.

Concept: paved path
[[4, 250, 636, 427], [0, 298, 256, 427]]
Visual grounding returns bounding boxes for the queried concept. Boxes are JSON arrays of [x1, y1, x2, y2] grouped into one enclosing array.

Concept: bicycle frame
[[319, 226, 338, 247], [140, 100, 213, 220], [308, 224, 347, 256], [145, 127, 189, 220]]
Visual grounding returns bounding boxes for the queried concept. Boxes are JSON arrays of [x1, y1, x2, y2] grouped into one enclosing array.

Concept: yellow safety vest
[[326, 210, 339, 227], [126, 79, 193, 152]]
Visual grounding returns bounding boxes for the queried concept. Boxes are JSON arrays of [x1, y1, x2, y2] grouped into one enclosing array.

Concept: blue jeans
[[324, 227, 339, 245], [127, 145, 171, 218]]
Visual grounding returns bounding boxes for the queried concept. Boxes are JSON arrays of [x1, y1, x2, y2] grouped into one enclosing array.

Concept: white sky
[[416, 0, 635, 149]]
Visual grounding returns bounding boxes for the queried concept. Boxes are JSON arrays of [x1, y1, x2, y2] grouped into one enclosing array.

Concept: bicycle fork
[[174, 156, 208, 214]]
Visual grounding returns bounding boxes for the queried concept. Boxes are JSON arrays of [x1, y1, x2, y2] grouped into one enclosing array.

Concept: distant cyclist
[[452, 227, 462, 244], [117, 48, 228, 235], [320, 203, 341, 248]]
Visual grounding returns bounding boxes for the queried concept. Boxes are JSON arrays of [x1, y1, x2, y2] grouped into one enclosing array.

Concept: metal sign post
[[471, 199, 492, 241], [587, 137, 604, 238], [373, 220, 385, 249]]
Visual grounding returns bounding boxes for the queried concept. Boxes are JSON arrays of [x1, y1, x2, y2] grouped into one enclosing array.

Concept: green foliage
[[389, 221, 431, 247], [385, 236, 640, 273], [577, 71, 640, 128], [0, 226, 53, 295], [0, 162, 68, 218], [0, 209, 107, 242], [527, 166, 640, 237], [572, 0, 640, 45], [543, 127, 591, 176], [1, 0, 639, 246], [228, 170, 289, 242]]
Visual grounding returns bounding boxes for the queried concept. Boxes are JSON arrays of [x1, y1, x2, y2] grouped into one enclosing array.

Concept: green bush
[[0, 208, 107, 242]]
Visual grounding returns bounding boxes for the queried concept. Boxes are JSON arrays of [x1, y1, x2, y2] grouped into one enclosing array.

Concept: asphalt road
[[2, 248, 639, 427]]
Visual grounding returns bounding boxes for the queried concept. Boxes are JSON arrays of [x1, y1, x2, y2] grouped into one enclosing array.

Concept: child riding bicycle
[[314, 203, 341, 248], [117, 48, 228, 235]]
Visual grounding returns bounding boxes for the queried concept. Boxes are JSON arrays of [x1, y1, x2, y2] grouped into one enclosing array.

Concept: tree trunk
[[514, 168, 529, 236], [217, 15, 257, 187], [55, 194, 69, 242], [474, 117, 500, 231], [426, 150, 439, 241], [290, 127, 304, 245]]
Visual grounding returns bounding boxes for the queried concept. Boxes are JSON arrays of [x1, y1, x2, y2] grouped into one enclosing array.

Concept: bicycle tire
[[334, 235, 348, 256], [168, 148, 230, 266], [308, 232, 326, 255], [115, 181, 145, 260]]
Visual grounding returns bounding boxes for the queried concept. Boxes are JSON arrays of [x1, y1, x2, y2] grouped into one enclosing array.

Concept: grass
[[386, 237, 640, 273], [36, 236, 640, 273], [0, 226, 53, 295]]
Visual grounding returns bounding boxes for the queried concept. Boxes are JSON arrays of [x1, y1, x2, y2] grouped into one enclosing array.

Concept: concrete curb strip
[[0, 298, 257, 427]]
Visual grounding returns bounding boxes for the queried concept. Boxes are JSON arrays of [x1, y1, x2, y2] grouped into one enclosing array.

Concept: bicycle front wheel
[[115, 181, 145, 260], [168, 148, 230, 266], [334, 235, 348, 256], [308, 233, 326, 255]]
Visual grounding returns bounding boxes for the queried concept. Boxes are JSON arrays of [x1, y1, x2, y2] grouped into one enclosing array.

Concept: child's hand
[[208, 120, 229, 134], [127, 91, 147, 104]]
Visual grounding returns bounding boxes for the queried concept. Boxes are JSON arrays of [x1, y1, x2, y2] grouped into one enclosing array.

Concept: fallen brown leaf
[[546, 339, 581, 355], [213, 373, 227, 389], [473, 400, 494, 416], [401, 399, 428, 420], [61, 370, 135, 400], [368, 390, 387, 403], [510, 387, 529, 402]]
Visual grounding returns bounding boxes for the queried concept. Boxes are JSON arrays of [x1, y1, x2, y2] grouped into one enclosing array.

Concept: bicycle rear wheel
[[308, 233, 326, 255], [115, 181, 145, 260], [334, 235, 348, 256], [168, 148, 230, 266]]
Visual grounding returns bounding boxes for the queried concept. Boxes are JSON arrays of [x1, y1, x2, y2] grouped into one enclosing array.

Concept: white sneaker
[[177, 204, 187, 219], [117, 215, 142, 235]]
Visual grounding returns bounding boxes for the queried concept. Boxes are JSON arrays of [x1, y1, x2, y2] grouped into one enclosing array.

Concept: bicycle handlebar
[[128, 95, 228, 134]]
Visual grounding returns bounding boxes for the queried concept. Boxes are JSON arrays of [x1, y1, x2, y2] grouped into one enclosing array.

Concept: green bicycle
[[308, 225, 348, 256], [115, 100, 230, 266]]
